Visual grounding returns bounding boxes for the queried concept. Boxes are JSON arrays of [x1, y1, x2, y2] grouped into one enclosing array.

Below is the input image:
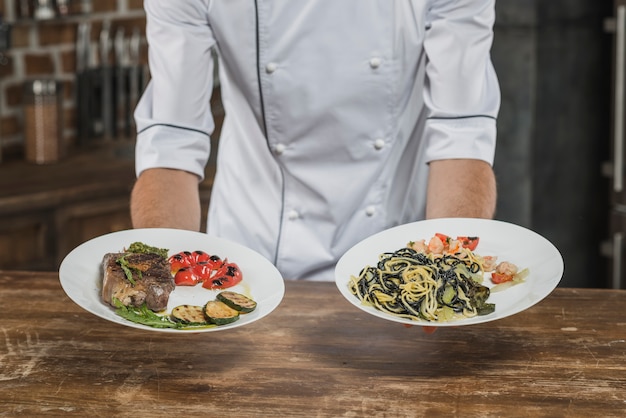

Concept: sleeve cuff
[[423, 116, 497, 165], [134, 124, 212, 181]]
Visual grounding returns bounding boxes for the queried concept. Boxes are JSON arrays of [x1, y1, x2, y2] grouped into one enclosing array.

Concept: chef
[[131, 0, 500, 281]]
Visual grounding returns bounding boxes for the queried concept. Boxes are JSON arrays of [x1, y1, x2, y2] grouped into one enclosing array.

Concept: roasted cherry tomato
[[207, 254, 223, 269], [170, 250, 240, 288], [202, 261, 243, 289], [168, 251, 194, 273], [192, 260, 218, 279], [174, 267, 199, 286], [491, 272, 514, 284], [457, 236, 479, 251], [192, 262, 213, 281], [191, 250, 211, 264]]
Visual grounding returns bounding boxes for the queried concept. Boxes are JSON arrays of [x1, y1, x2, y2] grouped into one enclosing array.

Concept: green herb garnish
[[127, 242, 169, 259], [113, 298, 181, 329], [116, 255, 138, 285]]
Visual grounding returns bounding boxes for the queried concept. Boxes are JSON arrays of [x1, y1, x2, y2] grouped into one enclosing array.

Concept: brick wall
[[0, 0, 147, 160]]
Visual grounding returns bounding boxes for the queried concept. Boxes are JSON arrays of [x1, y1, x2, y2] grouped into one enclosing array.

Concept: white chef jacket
[[135, 0, 500, 281]]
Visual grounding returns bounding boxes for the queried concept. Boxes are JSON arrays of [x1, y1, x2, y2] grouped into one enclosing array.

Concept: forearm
[[425, 159, 497, 220], [130, 168, 202, 231]]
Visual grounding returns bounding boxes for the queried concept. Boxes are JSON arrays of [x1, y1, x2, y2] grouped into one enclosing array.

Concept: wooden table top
[[1, 270, 625, 417]]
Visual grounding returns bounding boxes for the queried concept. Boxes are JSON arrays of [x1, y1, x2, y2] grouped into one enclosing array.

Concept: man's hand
[[130, 168, 202, 231]]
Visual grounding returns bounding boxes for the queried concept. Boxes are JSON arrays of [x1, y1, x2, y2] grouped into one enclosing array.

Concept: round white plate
[[335, 218, 564, 326], [59, 228, 285, 333]]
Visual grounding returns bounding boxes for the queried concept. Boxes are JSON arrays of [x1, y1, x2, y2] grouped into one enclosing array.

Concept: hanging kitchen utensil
[[128, 27, 142, 137], [99, 21, 113, 140], [113, 28, 127, 138], [76, 21, 93, 145]]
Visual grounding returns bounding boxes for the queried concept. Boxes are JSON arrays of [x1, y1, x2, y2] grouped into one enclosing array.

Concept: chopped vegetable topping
[[127, 242, 169, 259]]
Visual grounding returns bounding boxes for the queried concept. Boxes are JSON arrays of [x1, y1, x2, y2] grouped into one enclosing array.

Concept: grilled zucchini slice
[[171, 304, 208, 325], [203, 300, 240, 325], [216, 291, 257, 313]]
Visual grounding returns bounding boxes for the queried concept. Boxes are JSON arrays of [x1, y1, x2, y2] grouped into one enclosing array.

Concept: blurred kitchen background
[[0, 0, 619, 288]]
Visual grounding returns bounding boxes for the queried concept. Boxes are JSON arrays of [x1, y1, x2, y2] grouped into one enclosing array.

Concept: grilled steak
[[102, 252, 175, 312]]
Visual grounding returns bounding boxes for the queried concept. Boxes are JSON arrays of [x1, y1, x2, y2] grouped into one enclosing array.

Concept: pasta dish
[[348, 234, 526, 322]]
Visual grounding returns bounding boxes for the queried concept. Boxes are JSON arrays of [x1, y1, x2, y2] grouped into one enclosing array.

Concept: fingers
[[402, 324, 438, 334], [421, 326, 437, 334]]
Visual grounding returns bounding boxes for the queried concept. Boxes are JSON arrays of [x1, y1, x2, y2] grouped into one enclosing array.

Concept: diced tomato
[[174, 267, 199, 286], [202, 262, 243, 289], [457, 236, 479, 251], [435, 233, 450, 244], [491, 272, 514, 284]]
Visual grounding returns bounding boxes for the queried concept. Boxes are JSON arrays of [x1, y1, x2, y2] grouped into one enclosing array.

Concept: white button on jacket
[[287, 210, 299, 221], [135, 0, 500, 281], [369, 57, 382, 69], [274, 143, 286, 155], [265, 62, 278, 74]]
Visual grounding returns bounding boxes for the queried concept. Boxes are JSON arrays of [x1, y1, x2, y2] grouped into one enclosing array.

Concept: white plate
[[59, 228, 285, 333], [335, 218, 564, 326]]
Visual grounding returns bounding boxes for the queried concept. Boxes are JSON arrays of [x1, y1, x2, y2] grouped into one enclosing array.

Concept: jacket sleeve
[[134, 0, 216, 180], [422, 0, 500, 165]]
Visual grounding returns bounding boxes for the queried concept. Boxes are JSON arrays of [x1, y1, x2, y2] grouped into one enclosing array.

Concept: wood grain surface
[[1, 271, 625, 417]]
